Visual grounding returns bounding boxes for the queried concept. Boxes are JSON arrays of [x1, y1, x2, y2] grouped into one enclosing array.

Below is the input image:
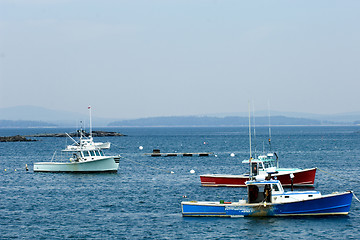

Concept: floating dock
[[145, 149, 213, 157]]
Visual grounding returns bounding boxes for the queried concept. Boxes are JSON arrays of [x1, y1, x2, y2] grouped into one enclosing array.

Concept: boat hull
[[33, 157, 120, 173], [200, 168, 316, 187], [182, 191, 353, 217]]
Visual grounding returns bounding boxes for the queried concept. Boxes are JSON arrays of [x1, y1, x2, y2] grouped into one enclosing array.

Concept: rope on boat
[[121, 156, 174, 174], [317, 167, 343, 179], [316, 167, 359, 185], [317, 168, 360, 183], [353, 192, 360, 203]]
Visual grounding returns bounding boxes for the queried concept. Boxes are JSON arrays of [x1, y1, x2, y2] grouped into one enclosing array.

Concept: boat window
[[90, 151, 96, 156], [251, 162, 258, 176], [264, 161, 275, 168], [99, 150, 104, 156], [258, 163, 264, 170], [264, 161, 274, 168], [83, 151, 90, 157], [272, 184, 279, 192]]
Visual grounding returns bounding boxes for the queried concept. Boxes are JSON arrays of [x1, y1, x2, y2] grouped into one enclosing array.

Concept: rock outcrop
[[0, 135, 37, 142], [27, 131, 126, 137]]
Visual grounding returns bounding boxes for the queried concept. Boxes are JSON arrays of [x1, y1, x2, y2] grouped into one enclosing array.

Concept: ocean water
[[0, 126, 359, 239]]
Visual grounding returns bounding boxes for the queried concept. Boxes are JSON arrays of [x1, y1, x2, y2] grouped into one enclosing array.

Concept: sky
[[0, 0, 360, 119]]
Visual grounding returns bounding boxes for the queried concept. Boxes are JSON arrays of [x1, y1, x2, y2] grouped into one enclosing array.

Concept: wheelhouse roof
[[245, 179, 281, 185]]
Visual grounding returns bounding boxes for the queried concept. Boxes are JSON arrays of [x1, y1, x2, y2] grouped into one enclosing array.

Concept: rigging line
[[121, 156, 174, 174]]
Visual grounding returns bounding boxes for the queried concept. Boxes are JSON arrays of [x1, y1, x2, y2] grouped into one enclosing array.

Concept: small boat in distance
[[33, 107, 120, 173], [183, 174, 353, 217], [200, 153, 317, 187]]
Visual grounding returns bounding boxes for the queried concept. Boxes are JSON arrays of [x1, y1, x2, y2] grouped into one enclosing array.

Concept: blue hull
[[182, 191, 353, 217]]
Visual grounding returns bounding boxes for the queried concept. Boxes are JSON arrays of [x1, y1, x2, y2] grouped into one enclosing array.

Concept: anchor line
[[317, 167, 343, 179], [121, 156, 173, 174], [353, 192, 360, 203], [109, 143, 126, 149], [316, 167, 360, 183]]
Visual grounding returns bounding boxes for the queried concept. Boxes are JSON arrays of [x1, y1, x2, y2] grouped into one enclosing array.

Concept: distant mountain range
[[108, 116, 323, 127], [0, 105, 114, 127], [1, 105, 360, 128]]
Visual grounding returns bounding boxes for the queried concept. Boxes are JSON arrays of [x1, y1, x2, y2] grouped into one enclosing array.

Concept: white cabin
[[246, 178, 321, 204]]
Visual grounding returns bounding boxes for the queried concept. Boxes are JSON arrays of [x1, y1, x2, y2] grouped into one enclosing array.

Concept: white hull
[[34, 156, 120, 172]]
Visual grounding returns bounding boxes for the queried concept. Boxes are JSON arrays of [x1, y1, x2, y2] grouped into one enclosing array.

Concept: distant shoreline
[[0, 124, 358, 129]]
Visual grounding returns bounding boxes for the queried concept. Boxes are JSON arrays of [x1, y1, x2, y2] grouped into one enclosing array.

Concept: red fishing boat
[[200, 153, 317, 187]]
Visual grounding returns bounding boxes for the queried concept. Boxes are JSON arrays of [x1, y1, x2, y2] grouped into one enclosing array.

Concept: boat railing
[[51, 151, 57, 162]]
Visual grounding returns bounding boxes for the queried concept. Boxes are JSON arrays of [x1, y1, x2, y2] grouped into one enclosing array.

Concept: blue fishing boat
[[182, 176, 353, 217]]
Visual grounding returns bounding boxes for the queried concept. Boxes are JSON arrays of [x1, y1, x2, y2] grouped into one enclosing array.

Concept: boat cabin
[[246, 179, 284, 204], [69, 149, 106, 162], [246, 178, 322, 204], [242, 154, 277, 176]]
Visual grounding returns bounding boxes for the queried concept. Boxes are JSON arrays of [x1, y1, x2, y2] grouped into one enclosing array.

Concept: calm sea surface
[[0, 126, 359, 239]]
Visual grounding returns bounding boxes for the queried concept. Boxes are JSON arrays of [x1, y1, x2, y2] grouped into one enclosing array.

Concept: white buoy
[[170, 171, 174, 174], [139, 146, 143, 150], [215, 154, 218, 157], [190, 169, 195, 174], [230, 153, 235, 157]]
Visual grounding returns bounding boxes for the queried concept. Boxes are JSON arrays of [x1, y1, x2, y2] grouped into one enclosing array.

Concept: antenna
[[252, 101, 257, 158], [248, 101, 252, 161], [267, 100, 272, 152], [88, 106, 92, 137]]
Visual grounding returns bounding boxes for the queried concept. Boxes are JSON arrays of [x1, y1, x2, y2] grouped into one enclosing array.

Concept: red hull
[[200, 168, 317, 187]]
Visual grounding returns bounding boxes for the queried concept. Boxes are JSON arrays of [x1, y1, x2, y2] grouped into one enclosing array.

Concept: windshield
[[263, 160, 275, 168]]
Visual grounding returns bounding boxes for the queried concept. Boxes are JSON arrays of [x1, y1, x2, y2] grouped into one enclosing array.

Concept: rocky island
[[0, 135, 37, 142], [26, 130, 127, 137], [1, 131, 126, 142]]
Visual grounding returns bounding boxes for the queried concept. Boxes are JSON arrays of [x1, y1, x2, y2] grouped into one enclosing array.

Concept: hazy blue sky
[[1, 0, 359, 119]]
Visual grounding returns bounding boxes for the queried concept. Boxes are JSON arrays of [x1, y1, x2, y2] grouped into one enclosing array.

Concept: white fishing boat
[[33, 107, 120, 173]]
